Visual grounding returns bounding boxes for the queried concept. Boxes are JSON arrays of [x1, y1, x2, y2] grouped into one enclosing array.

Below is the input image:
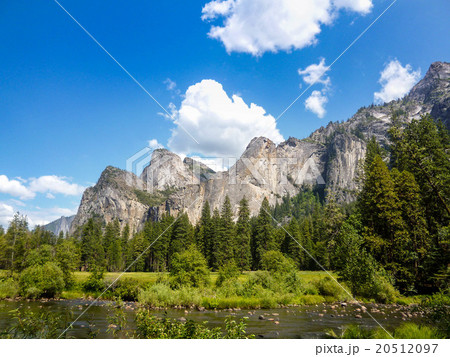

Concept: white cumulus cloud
[[298, 58, 331, 87], [168, 79, 284, 158], [28, 176, 85, 196], [201, 0, 373, 56], [0, 175, 35, 200], [374, 59, 421, 104], [305, 90, 328, 118], [299, 58, 331, 118]]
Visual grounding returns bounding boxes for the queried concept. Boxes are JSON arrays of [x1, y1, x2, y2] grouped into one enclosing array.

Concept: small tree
[[19, 262, 65, 298], [170, 245, 210, 288]]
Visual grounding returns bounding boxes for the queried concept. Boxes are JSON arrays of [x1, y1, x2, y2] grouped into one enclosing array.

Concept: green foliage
[[82, 268, 106, 293], [333, 216, 398, 303], [19, 262, 65, 298], [235, 197, 252, 270], [0, 308, 71, 339], [135, 309, 253, 339], [170, 245, 210, 288], [329, 323, 444, 339], [55, 239, 80, 288], [252, 197, 275, 269], [0, 276, 19, 299], [22, 245, 54, 268], [417, 290, 450, 337], [315, 277, 349, 300], [260, 250, 295, 274], [216, 260, 240, 287], [110, 278, 142, 301]]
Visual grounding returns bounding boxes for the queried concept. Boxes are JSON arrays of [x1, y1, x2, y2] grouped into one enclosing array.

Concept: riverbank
[[1, 270, 424, 309]]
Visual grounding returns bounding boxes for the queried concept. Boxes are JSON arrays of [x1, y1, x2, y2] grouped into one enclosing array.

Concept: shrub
[[170, 246, 210, 289], [111, 278, 141, 301], [216, 260, 240, 287], [19, 262, 65, 298], [315, 277, 349, 300], [260, 251, 295, 274], [138, 283, 174, 307], [0, 277, 19, 299], [417, 290, 450, 337], [393, 323, 445, 339], [282, 270, 305, 294], [82, 269, 106, 293], [22, 245, 54, 269], [134, 309, 253, 339]]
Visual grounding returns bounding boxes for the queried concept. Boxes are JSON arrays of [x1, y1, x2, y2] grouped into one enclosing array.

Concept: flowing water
[[0, 299, 423, 338]]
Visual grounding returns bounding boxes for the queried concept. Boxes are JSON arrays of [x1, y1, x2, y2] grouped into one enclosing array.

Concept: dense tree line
[[0, 114, 448, 297]]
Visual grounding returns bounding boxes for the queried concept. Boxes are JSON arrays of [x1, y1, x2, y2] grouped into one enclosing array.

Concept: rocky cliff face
[[43, 215, 75, 236], [69, 61, 450, 233]]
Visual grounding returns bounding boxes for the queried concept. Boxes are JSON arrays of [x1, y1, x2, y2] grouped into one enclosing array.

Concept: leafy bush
[[417, 290, 450, 337], [19, 262, 65, 298], [138, 284, 203, 307], [216, 260, 240, 287], [22, 245, 54, 269], [315, 277, 349, 300], [111, 278, 141, 301], [82, 269, 106, 293], [134, 309, 253, 339], [170, 246, 210, 288], [260, 250, 295, 274], [0, 308, 70, 338], [0, 277, 19, 299], [282, 270, 305, 294]]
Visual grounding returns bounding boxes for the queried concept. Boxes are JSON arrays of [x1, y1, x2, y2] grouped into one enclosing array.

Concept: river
[[0, 300, 423, 338]]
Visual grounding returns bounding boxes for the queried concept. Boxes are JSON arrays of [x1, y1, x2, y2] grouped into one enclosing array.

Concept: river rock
[[259, 315, 265, 320]]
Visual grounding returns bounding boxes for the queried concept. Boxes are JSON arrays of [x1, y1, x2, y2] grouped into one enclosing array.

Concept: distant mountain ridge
[[43, 215, 75, 236], [63, 61, 449, 235]]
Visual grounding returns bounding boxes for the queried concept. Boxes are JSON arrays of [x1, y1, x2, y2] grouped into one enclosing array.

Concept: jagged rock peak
[[408, 62, 450, 103], [242, 137, 277, 158]]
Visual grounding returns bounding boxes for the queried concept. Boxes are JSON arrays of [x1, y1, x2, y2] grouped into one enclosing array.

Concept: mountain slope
[[43, 215, 75, 236]]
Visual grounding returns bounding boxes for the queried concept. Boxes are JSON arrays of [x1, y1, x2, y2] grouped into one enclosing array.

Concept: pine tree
[[209, 208, 221, 269], [235, 197, 251, 270], [252, 197, 275, 269], [213, 196, 235, 269], [104, 220, 122, 271], [392, 169, 431, 287], [169, 213, 194, 267], [285, 217, 303, 268], [80, 217, 105, 271], [196, 201, 211, 262]]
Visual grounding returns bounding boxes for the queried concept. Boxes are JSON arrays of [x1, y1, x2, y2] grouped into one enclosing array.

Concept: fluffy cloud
[[148, 139, 164, 150], [0, 203, 15, 227], [305, 90, 328, 118], [298, 58, 331, 118], [202, 0, 373, 56], [298, 58, 331, 87], [0, 175, 35, 199], [333, 0, 373, 14], [0, 202, 78, 228], [374, 59, 421, 104], [1, 174, 85, 200], [168, 79, 284, 158], [28, 176, 85, 196]]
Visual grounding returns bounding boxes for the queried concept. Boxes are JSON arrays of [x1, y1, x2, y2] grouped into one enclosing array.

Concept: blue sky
[[0, 0, 449, 226]]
